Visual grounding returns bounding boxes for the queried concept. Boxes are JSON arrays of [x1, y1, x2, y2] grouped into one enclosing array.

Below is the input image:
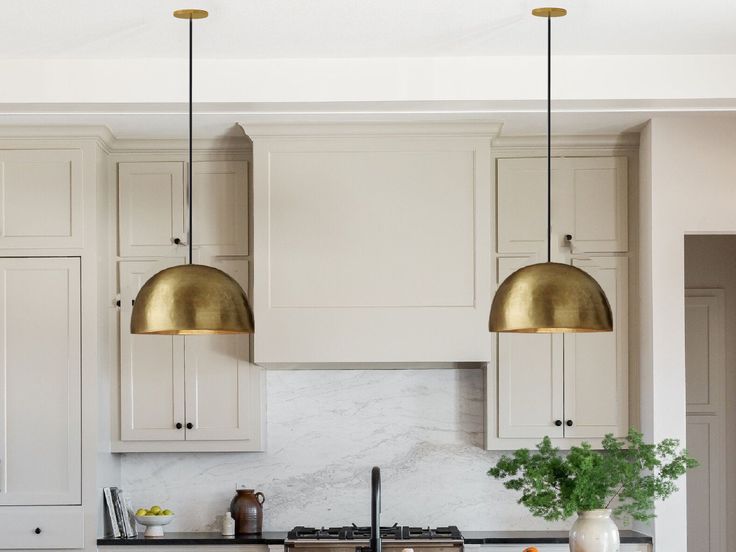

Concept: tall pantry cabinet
[[488, 145, 635, 449], [0, 139, 105, 550], [113, 157, 264, 453]]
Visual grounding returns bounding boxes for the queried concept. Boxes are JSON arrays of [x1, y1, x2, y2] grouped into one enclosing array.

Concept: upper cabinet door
[[0, 258, 81, 505], [496, 156, 628, 257], [119, 162, 187, 257], [496, 255, 564, 439], [184, 256, 262, 447], [563, 256, 628, 439], [0, 150, 83, 249], [119, 259, 186, 441], [192, 161, 248, 256], [251, 132, 493, 364], [496, 157, 567, 257], [559, 157, 628, 254]]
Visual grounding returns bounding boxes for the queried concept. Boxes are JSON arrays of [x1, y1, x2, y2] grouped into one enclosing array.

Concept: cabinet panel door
[[559, 157, 628, 253], [119, 162, 186, 257], [119, 259, 186, 441], [0, 150, 83, 249], [685, 290, 725, 415], [497, 256, 564, 438], [192, 161, 248, 255], [687, 415, 726, 552], [496, 157, 567, 257], [184, 257, 261, 444], [563, 257, 628, 438], [0, 258, 80, 505]]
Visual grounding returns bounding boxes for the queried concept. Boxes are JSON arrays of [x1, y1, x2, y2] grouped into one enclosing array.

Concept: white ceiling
[[3, 0, 736, 59]]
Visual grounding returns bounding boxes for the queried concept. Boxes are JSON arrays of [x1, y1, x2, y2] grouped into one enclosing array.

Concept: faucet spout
[[370, 467, 381, 552]]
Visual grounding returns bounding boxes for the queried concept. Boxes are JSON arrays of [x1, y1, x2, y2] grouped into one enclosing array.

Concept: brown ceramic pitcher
[[230, 489, 265, 534]]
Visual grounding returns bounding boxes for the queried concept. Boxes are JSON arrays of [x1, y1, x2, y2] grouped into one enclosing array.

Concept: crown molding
[[492, 133, 640, 150], [239, 121, 503, 139]]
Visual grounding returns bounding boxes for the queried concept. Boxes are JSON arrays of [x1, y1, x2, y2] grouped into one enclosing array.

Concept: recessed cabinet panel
[[192, 161, 248, 255], [119, 162, 186, 257], [269, 150, 475, 308], [185, 256, 261, 442], [0, 150, 83, 249], [564, 157, 628, 253], [497, 256, 564, 439], [563, 257, 628, 438], [119, 259, 186, 441], [0, 258, 81, 505], [685, 291, 725, 415], [496, 158, 565, 257]]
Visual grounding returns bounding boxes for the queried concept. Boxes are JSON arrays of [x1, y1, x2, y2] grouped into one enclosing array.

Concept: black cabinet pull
[[34, 528, 41, 535], [186, 422, 193, 430], [176, 422, 183, 429], [554, 420, 562, 427], [565, 234, 573, 241], [566, 420, 574, 427], [173, 237, 181, 245]]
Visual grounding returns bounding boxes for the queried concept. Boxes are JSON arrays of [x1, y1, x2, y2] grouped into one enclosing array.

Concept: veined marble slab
[[119, 369, 572, 533]]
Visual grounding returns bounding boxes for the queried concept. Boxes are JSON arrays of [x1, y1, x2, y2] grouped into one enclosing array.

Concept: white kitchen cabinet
[[246, 123, 497, 364], [119, 162, 187, 257], [119, 258, 186, 441], [563, 256, 628, 439], [118, 160, 248, 257], [117, 257, 263, 451], [184, 255, 262, 443], [0, 149, 83, 249], [491, 256, 628, 447], [497, 157, 628, 257], [0, 506, 84, 549], [496, 255, 564, 439], [0, 257, 81, 505]]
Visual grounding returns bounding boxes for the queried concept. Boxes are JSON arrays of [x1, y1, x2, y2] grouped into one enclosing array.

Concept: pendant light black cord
[[188, 16, 194, 265], [546, 14, 551, 264]]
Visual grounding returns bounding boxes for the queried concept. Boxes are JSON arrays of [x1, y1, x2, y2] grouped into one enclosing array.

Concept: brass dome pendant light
[[489, 7, 612, 333], [131, 9, 255, 335]]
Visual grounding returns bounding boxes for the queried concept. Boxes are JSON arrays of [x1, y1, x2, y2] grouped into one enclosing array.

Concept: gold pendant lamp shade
[[489, 262, 612, 333], [131, 9, 255, 335], [131, 265, 254, 335], [489, 7, 612, 333]]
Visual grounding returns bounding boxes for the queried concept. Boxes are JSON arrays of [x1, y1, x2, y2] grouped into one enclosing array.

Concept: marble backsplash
[[119, 368, 569, 532]]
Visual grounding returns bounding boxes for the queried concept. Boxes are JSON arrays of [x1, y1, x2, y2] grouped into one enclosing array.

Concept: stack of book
[[103, 487, 137, 538]]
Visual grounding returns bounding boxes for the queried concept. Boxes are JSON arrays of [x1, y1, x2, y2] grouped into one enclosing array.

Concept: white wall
[[639, 115, 736, 551], [4, 55, 736, 104], [684, 236, 736, 547], [118, 368, 573, 533]]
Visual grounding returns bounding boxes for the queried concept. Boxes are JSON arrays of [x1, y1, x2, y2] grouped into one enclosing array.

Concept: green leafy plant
[[488, 428, 698, 521]]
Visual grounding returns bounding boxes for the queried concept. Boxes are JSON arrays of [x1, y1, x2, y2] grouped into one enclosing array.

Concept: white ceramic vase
[[569, 509, 620, 552]]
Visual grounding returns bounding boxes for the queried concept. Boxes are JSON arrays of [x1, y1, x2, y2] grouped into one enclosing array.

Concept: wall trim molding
[[240, 121, 504, 139]]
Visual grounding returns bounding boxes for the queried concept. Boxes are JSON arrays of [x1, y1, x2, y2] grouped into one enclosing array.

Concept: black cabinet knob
[[34, 528, 41, 535], [554, 420, 562, 427], [186, 422, 193, 429], [173, 238, 181, 244], [566, 420, 574, 427], [176, 422, 183, 429], [565, 234, 573, 241]]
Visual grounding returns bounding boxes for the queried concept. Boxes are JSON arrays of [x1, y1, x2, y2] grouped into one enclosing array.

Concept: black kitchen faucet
[[370, 467, 381, 552]]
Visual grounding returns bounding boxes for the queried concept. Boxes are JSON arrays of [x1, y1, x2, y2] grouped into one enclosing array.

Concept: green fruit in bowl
[[135, 508, 148, 517], [149, 505, 162, 515], [162, 509, 174, 516]]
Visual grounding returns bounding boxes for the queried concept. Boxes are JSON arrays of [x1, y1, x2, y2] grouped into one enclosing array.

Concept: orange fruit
[[523, 548, 539, 552]]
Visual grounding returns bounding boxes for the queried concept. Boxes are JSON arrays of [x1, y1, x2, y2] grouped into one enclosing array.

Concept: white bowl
[[134, 515, 174, 537]]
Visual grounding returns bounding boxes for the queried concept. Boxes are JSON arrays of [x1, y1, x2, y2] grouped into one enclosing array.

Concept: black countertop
[[98, 532, 289, 545], [462, 530, 652, 544], [98, 530, 652, 546]]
